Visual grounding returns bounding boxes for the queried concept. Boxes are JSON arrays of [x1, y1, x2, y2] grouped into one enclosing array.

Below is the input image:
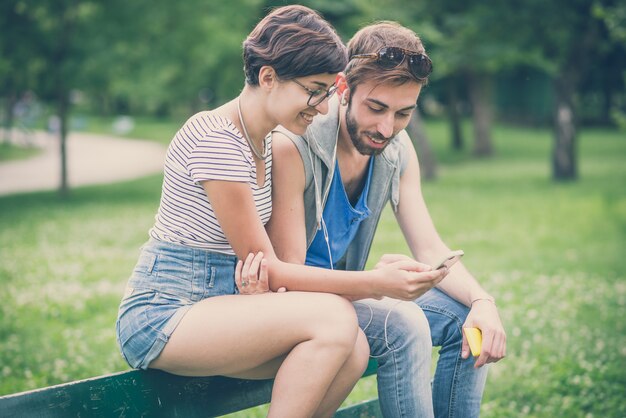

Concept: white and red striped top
[[149, 111, 272, 254]]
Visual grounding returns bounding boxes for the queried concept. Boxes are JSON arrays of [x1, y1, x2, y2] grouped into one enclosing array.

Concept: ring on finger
[[241, 281, 248, 287]]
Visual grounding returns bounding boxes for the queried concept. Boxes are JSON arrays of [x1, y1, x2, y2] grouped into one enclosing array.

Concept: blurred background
[[1, 1, 625, 417]]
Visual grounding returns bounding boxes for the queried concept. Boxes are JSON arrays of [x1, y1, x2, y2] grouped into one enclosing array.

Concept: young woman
[[116, 6, 431, 417]]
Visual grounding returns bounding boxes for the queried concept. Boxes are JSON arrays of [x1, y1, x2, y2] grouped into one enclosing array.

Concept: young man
[[265, 22, 506, 417]]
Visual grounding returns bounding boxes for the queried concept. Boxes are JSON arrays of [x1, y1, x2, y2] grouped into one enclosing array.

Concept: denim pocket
[[134, 252, 157, 275], [202, 259, 236, 298]]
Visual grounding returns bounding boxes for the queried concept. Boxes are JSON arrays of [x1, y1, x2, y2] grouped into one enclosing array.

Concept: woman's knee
[[352, 329, 371, 373], [305, 294, 360, 350]]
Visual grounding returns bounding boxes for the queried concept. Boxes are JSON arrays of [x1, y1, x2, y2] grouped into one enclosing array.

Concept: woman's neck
[[231, 86, 275, 148]]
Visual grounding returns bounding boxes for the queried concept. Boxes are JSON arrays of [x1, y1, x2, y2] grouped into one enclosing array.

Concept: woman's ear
[[258, 66, 277, 89]]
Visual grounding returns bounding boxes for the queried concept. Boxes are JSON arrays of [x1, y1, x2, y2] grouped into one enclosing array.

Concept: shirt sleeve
[[187, 129, 252, 183]]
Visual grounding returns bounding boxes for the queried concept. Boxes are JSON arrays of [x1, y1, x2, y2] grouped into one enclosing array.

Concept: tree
[[0, 1, 46, 143], [407, 111, 437, 180], [3, 0, 260, 194], [502, 0, 618, 180]]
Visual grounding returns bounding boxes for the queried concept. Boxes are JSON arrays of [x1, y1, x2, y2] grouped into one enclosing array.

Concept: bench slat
[[0, 360, 378, 417], [0, 370, 272, 417], [335, 399, 382, 418]]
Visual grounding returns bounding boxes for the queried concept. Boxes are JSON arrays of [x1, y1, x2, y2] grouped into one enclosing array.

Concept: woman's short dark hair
[[243, 5, 347, 85]]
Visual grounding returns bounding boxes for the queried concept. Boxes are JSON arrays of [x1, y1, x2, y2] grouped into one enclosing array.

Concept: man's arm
[[265, 131, 445, 300], [265, 131, 308, 265], [394, 133, 506, 367]]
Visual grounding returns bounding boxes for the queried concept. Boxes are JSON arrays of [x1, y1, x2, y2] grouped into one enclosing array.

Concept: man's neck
[[337, 108, 370, 166], [337, 113, 372, 204]]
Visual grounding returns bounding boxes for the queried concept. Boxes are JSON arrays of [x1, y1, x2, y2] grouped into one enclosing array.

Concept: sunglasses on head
[[350, 46, 433, 80]]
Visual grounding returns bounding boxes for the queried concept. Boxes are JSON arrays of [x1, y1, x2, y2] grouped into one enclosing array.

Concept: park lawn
[[0, 142, 42, 162], [76, 114, 183, 145], [0, 120, 624, 417]]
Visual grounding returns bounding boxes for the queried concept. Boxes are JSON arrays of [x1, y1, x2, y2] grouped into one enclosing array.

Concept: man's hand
[[235, 252, 286, 294], [374, 253, 430, 271], [462, 300, 506, 368], [374, 255, 448, 301]]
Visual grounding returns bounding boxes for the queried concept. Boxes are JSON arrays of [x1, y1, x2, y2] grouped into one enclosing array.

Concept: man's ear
[[335, 72, 348, 95], [258, 66, 277, 89], [335, 72, 350, 105]]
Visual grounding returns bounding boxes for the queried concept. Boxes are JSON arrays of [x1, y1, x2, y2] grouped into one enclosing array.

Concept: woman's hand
[[236, 252, 286, 295]]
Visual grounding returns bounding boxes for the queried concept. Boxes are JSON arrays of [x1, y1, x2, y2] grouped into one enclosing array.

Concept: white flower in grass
[[595, 340, 605, 352]]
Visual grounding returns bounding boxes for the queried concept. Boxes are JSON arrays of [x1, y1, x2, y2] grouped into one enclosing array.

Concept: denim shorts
[[116, 238, 238, 369]]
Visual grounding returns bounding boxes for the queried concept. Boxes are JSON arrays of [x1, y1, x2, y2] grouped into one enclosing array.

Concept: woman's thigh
[[151, 291, 359, 377]]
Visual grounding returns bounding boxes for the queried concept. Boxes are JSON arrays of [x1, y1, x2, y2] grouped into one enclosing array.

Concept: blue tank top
[[305, 158, 374, 269]]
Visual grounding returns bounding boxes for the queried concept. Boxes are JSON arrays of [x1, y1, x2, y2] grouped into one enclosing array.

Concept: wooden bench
[[0, 359, 381, 417]]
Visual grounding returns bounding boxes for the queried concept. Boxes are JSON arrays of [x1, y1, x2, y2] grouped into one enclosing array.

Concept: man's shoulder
[[270, 125, 304, 159], [271, 127, 305, 164]]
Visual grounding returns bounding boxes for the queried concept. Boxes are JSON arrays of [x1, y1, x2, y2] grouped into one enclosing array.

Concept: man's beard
[[345, 101, 392, 156]]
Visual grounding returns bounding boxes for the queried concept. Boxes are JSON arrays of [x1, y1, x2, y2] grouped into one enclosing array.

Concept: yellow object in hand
[[463, 327, 482, 357]]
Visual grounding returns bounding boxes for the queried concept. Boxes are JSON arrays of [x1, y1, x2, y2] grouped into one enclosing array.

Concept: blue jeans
[[354, 288, 489, 417], [116, 239, 238, 369]]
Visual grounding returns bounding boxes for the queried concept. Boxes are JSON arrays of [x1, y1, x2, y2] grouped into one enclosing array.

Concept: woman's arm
[[203, 178, 444, 300]]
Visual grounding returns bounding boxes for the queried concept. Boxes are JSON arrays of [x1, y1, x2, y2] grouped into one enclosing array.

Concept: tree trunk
[[2, 92, 16, 144], [407, 111, 437, 180], [447, 79, 464, 151], [552, 77, 577, 180], [467, 73, 494, 157], [58, 91, 70, 197]]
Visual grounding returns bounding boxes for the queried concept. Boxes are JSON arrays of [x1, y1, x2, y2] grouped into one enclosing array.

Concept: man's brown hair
[[345, 21, 429, 91]]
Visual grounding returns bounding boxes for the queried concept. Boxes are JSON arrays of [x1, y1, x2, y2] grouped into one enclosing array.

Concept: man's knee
[[389, 301, 432, 351], [356, 299, 431, 353], [418, 289, 470, 347]]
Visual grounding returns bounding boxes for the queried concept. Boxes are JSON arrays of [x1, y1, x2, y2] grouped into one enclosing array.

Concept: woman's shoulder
[[181, 111, 240, 138]]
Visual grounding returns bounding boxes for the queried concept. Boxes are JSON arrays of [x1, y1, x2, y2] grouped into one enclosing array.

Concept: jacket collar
[[304, 96, 341, 170]]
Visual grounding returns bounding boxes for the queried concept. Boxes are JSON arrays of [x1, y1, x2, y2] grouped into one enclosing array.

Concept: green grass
[[0, 119, 624, 417], [0, 142, 42, 162], [75, 114, 183, 145]]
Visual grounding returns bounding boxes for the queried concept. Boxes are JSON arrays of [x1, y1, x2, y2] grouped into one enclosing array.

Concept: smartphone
[[433, 250, 464, 270]]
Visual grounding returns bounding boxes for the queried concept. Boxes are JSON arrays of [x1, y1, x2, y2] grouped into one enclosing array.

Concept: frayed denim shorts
[[116, 238, 238, 369]]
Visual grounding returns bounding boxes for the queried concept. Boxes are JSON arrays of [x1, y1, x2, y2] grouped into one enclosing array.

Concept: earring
[[340, 91, 348, 106]]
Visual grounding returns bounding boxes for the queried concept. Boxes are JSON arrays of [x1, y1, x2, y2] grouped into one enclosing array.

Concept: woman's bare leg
[[313, 328, 370, 418], [150, 292, 361, 418]]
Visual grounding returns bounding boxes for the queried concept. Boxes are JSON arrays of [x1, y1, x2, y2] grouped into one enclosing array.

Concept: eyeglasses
[[350, 46, 433, 80], [291, 79, 338, 107]]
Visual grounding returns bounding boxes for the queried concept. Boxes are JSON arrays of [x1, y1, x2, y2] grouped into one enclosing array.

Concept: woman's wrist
[[470, 296, 496, 307], [364, 269, 385, 299]]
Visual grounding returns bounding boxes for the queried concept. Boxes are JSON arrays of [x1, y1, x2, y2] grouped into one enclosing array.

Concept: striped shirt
[[149, 111, 272, 254]]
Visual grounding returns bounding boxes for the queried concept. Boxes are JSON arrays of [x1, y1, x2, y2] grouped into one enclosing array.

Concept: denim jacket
[[273, 97, 409, 271]]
